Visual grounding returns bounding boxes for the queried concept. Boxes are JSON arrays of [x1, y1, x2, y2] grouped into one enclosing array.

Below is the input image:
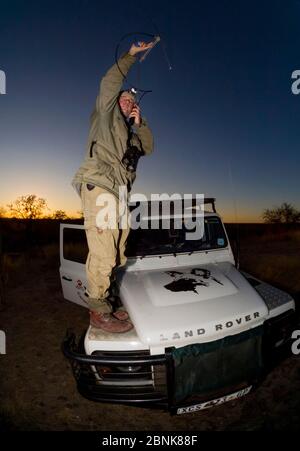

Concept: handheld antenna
[[114, 31, 156, 97], [139, 36, 161, 62], [114, 29, 172, 102], [150, 20, 173, 71]]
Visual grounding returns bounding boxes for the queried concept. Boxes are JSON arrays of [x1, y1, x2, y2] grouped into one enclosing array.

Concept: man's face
[[118, 93, 135, 118]]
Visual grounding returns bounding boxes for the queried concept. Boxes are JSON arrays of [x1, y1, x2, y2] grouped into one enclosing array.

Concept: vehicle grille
[[63, 333, 168, 405]]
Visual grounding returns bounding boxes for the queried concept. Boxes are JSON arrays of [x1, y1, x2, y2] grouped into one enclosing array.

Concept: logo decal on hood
[[164, 268, 223, 293]]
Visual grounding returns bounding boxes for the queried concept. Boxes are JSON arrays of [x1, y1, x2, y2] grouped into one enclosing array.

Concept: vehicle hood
[[119, 262, 268, 347]]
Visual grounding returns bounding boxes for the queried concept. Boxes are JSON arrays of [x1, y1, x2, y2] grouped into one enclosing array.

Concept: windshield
[[125, 216, 228, 258]]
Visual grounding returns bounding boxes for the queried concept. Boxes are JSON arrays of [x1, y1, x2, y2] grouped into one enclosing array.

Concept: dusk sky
[[0, 0, 300, 222]]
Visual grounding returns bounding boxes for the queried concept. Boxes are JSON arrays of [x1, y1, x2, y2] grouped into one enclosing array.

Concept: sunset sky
[[0, 0, 300, 222]]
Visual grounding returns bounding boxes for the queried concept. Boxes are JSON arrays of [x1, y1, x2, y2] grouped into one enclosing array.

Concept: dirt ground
[[0, 233, 300, 431]]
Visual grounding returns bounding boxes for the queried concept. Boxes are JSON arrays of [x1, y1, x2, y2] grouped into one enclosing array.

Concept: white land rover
[[61, 198, 296, 414]]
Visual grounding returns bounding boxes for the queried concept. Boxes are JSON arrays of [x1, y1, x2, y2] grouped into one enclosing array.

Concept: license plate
[[177, 386, 252, 414]]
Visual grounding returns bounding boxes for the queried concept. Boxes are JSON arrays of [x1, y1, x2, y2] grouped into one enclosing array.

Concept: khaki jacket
[[72, 53, 154, 199]]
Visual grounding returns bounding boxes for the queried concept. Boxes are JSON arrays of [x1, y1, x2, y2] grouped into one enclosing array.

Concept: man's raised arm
[[97, 42, 154, 112]]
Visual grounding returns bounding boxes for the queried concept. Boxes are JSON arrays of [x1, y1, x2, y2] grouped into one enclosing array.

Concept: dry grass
[[41, 243, 60, 265], [239, 229, 300, 298], [241, 254, 300, 294], [256, 229, 300, 244], [0, 401, 41, 431]]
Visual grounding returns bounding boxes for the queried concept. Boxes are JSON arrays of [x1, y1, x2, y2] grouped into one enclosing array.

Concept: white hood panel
[[119, 262, 268, 347], [141, 265, 238, 307]]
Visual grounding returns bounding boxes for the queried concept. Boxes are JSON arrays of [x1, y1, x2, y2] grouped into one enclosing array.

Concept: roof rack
[[203, 198, 217, 213]]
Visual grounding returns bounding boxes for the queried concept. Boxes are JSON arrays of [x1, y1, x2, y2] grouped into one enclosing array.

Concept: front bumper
[[62, 310, 296, 413], [62, 331, 170, 408]]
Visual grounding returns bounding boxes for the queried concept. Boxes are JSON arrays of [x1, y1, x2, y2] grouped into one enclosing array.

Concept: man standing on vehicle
[[72, 41, 154, 333]]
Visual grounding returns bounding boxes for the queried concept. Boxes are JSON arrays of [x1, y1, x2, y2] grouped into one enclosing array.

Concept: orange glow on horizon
[[0, 209, 263, 223], [0, 190, 266, 223]]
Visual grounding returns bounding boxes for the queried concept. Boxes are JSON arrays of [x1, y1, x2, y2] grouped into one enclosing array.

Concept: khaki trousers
[[81, 184, 130, 313]]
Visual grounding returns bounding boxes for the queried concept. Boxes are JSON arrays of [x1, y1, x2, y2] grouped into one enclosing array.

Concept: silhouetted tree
[[262, 202, 300, 223], [0, 207, 7, 218], [7, 195, 47, 219], [52, 210, 68, 221]]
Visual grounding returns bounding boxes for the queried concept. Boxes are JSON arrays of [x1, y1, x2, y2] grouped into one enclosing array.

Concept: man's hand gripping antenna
[[139, 36, 161, 62]]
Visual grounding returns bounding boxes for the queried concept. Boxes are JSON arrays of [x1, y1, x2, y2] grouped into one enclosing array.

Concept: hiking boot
[[89, 311, 133, 333], [106, 292, 129, 320], [112, 310, 129, 321]]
